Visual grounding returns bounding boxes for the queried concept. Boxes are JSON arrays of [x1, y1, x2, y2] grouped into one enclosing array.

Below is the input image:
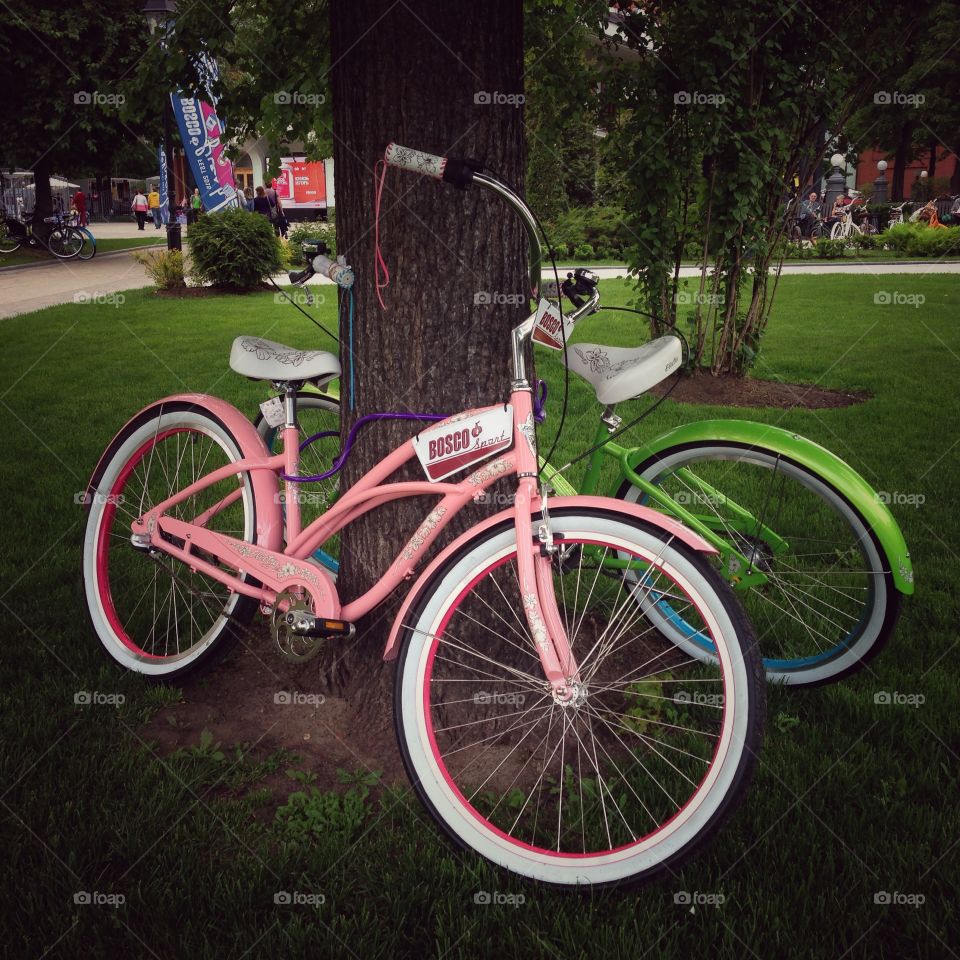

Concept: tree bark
[[891, 120, 914, 201], [327, 0, 527, 700], [31, 155, 54, 222]]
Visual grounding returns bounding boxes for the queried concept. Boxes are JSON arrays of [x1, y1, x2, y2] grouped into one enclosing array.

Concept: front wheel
[[76, 227, 97, 260], [47, 226, 84, 259], [394, 508, 764, 888], [0, 220, 22, 254], [618, 442, 901, 686]]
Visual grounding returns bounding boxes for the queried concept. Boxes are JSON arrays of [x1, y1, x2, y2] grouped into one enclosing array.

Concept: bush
[[813, 238, 847, 259], [877, 222, 960, 256], [286, 220, 336, 266], [572, 242, 595, 260], [187, 207, 282, 290], [133, 249, 185, 289], [852, 233, 879, 250], [545, 206, 630, 260]]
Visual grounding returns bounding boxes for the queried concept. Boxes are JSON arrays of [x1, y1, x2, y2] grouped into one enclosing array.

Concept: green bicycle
[[256, 263, 912, 689]]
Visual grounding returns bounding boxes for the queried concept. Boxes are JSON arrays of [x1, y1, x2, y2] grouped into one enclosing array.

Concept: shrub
[[187, 206, 282, 290], [545, 206, 630, 260], [852, 233, 879, 250], [813, 238, 847, 259], [133, 249, 185, 289], [572, 242, 595, 260], [877, 223, 960, 256], [286, 220, 336, 266]]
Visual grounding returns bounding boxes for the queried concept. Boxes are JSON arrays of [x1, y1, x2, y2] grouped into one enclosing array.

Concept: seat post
[[282, 383, 299, 429], [279, 382, 302, 540], [601, 404, 621, 433]]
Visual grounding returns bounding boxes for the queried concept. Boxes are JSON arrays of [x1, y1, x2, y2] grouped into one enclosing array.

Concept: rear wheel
[[395, 508, 764, 887], [82, 403, 260, 679], [619, 443, 900, 686]]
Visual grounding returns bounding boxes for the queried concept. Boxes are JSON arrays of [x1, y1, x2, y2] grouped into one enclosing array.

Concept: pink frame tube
[[129, 391, 580, 693]]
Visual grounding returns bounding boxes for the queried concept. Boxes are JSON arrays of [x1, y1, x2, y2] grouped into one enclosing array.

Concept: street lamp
[[141, 0, 181, 251], [874, 159, 888, 204], [825, 152, 847, 214]]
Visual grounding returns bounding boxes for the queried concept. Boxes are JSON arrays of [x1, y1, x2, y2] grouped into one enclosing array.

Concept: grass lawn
[[0, 235, 166, 268], [1, 274, 958, 957]]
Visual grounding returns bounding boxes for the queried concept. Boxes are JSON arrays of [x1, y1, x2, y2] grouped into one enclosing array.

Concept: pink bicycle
[[81, 144, 764, 887]]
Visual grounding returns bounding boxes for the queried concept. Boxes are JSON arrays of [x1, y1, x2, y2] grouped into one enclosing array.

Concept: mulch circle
[[651, 373, 869, 409]]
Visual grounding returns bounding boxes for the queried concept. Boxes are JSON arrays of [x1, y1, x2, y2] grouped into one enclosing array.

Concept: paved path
[[1, 254, 957, 320]]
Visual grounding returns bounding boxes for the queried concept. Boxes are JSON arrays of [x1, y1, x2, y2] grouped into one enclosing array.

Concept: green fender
[[623, 419, 914, 595]]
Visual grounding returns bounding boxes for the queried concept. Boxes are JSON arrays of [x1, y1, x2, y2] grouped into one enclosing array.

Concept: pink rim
[[95, 427, 222, 659], [420, 538, 727, 860]]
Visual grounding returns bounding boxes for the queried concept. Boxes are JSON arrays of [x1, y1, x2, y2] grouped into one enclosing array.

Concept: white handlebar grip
[[384, 142, 446, 180], [311, 254, 355, 288]]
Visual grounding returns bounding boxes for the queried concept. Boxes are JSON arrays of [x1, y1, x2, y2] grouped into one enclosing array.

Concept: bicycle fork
[[510, 392, 583, 704]]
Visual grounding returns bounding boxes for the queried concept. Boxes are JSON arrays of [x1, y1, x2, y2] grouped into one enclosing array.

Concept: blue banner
[[158, 146, 169, 225], [169, 93, 239, 214]]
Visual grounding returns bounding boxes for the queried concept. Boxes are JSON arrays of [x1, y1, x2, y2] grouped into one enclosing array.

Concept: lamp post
[[824, 152, 847, 215], [142, 0, 181, 251], [874, 159, 888, 204]]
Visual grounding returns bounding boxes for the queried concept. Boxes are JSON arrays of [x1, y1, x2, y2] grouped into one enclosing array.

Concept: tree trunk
[[31, 155, 54, 222], [327, 0, 527, 702], [891, 120, 913, 201], [926, 135, 937, 180]]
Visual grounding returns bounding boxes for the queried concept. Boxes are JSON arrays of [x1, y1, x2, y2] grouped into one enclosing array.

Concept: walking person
[[72, 188, 87, 227], [265, 181, 283, 236], [132, 189, 149, 231], [242, 186, 254, 211], [147, 186, 162, 229], [252, 185, 273, 220], [190, 188, 203, 223]]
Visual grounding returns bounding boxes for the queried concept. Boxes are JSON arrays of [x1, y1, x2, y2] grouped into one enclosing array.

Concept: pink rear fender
[[382, 494, 716, 661], [85, 393, 283, 552]]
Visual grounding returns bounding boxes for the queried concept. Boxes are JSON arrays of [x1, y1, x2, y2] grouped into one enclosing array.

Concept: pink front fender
[[382, 494, 716, 661], [85, 393, 283, 552]]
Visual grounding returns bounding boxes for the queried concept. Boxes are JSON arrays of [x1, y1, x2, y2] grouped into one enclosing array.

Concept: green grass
[[0, 236, 166, 267], [1, 275, 958, 957]]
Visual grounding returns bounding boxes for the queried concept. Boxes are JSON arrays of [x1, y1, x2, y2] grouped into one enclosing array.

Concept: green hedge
[[878, 223, 960, 257]]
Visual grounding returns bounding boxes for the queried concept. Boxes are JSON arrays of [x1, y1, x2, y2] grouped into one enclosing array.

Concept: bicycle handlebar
[[383, 142, 544, 295]]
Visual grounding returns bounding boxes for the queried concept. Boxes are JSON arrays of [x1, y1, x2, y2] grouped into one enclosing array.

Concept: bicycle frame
[[547, 420, 773, 589], [126, 345, 588, 695]]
